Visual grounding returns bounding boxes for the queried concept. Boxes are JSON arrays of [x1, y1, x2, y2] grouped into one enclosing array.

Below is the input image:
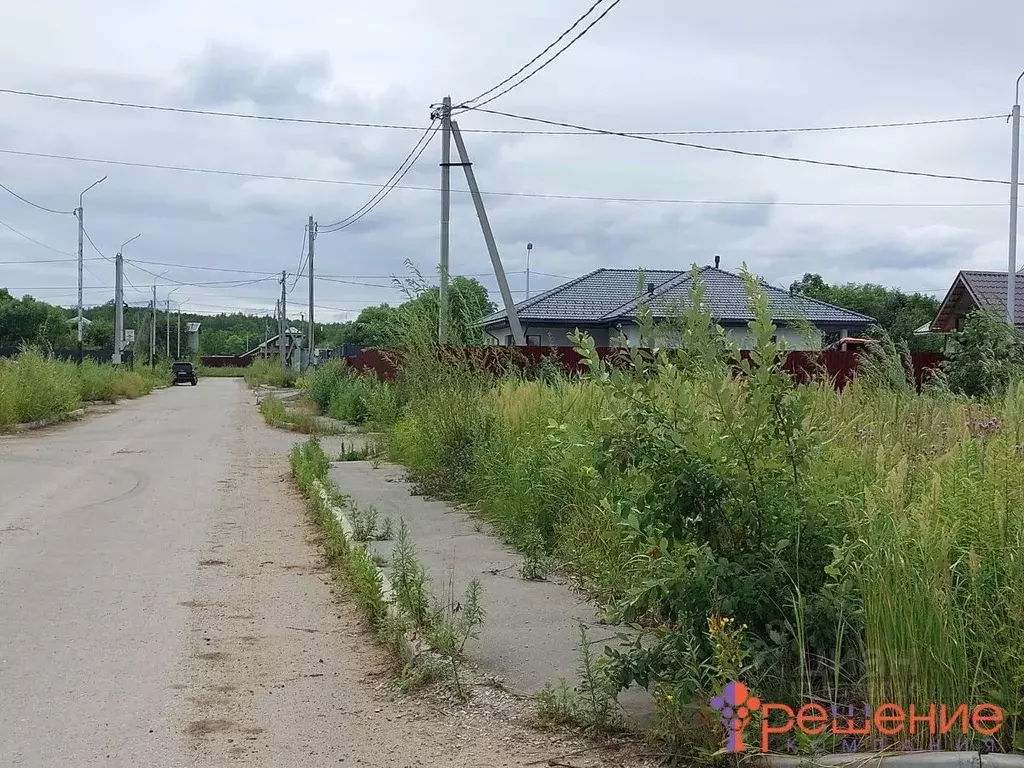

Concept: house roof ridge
[[477, 266, 605, 324], [604, 265, 709, 319]]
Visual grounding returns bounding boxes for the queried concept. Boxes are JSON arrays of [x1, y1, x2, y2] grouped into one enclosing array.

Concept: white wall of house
[[485, 324, 613, 347], [486, 321, 824, 350]]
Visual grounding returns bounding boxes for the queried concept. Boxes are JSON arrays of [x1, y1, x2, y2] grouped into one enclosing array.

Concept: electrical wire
[[0, 218, 76, 256], [467, 107, 1012, 185], [458, 0, 625, 112], [3, 145, 1014, 204], [81, 227, 113, 262], [0, 180, 74, 215], [319, 122, 439, 233], [0, 86, 1007, 136], [457, 0, 610, 108], [290, 226, 308, 291], [124, 258, 279, 275]]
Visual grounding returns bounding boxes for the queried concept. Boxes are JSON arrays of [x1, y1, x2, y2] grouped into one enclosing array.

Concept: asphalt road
[[0, 380, 239, 766], [0, 379, 608, 768]]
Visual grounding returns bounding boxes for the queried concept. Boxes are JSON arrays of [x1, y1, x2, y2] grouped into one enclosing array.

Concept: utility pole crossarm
[[449, 119, 525, 346]]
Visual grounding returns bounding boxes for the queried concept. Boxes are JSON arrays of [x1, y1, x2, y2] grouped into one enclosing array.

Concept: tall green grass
[[0, 349, 168, 427], [244, 358, 297, 388], [374, 274, 1024, 755]]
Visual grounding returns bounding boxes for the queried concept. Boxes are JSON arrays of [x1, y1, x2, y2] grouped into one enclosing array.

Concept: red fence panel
[[200, 354, 254, 368], [341, 346, 944, 391]]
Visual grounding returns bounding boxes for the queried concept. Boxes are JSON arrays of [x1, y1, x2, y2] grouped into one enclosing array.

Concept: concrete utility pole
[[450, 120, 525, 345], [150, 284, 156, 367], [166, 287, 182, 359], [279, 270, 287, 369], [526, 242, 533, 299], [114, 254, 123, 364], [76, 176, 106, 362], [113, 234, 140, 365], [1008, 70, 1024, 327], [307, 215, 316, 368], [177, 306, 182, 359], [438, 95, 452, 345]]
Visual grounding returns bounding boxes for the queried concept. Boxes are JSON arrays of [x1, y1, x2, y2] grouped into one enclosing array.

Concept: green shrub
[[0, 349, 80, 425], [244, 358, 297, 388], [373, 268, 1024, 756]]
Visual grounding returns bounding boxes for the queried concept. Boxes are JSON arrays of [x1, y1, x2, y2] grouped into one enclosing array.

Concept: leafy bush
[[373, 268, 1024, 757], [244, 358, 297, 388], [941, 310, 1024, 398], [0, 350, 166, 427]]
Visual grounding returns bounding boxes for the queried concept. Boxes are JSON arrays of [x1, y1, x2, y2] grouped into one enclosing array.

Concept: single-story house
[[926, 270, 1024, 333], [246, 327, 304, 368], [479, 264, 873, 350]]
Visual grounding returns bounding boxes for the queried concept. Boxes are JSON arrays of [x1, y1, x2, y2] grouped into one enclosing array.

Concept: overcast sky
[[1, 0, 1022, 322]]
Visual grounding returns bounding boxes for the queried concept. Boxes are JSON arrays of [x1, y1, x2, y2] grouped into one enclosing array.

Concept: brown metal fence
[[340, 346, 945, 390]]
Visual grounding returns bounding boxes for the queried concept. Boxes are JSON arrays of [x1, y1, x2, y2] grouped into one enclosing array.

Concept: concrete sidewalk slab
[[329, 460, 654, 726]]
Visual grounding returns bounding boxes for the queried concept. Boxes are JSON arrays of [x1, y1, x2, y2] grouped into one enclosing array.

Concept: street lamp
[[526, 242, 533, 299], [149, 269, 170, 367], [113, 233, 141, 365], [166, 285, 184, 358], [1008, 70, 1024, 327], [76, 175, 106, 362], [176, 299, 189, 359]]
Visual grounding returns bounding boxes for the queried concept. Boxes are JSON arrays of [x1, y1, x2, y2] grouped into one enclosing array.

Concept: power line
[[0, 86, 1007, 137], [466, 108, 1012, 186], [290, 226, 308, 291], [126, 257, 278, 276], [5, 145, 1015, 207], [460, 0, 625, 111], [320, 122, 439, 233], [458, 0, 612, 109], [0, 180, 74, 215], [0, 219, 75, 256]]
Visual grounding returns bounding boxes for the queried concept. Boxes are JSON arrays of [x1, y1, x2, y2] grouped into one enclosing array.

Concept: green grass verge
[[0, 349, 170, 428], [244, 358, 298, 388]]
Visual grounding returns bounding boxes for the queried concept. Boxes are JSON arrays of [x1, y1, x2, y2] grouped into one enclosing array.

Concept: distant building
[[926, 270, 1024, 333], [479, 264, 873, 350], [186, 322, 202, 353], [245, 327, 304, 369]]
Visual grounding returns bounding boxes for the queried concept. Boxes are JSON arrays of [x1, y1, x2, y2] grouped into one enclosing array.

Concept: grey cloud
[[178, 43, 332, 109]]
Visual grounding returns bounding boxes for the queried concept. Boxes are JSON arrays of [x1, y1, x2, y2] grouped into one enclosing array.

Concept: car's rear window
[[172, 363, 193, 372]]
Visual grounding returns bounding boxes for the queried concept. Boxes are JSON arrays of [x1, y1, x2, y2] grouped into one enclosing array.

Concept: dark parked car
[[171, 361, 198, 386]]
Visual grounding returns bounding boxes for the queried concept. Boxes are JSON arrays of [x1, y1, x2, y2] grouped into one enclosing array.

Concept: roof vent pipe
[[714, 255, 721, 268]]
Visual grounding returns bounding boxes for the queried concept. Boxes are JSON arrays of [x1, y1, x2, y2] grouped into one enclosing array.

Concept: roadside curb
[[310, 477, 421, 665], [3, 408, 86, 434]]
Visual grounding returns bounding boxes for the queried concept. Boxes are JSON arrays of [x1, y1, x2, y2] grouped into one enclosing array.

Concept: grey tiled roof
[[959, 271, 1024, 325], [480, 267, 874, 327]]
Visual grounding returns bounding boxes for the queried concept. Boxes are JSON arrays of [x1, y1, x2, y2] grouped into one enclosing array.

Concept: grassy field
[[303, 286, 1024, 758], [0, 350, 170, 428]]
